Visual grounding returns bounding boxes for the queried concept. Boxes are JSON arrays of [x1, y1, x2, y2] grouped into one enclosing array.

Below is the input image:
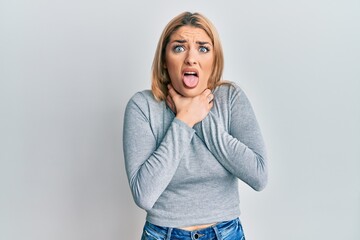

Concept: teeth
[[184, 72, 197, 75]]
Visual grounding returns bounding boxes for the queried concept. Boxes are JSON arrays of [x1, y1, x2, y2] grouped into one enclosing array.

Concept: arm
[[123, 92, 195, 210], [193, 86, 268, 191]]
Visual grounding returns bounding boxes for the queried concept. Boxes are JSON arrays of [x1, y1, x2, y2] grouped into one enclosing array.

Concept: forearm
[[194, 112, 267, 190], [124, 105, 195, 210]]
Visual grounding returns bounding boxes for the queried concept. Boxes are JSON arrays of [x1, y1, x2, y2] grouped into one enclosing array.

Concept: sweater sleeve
[[193, 86, 268, 191], [123, 92, 195, 210]]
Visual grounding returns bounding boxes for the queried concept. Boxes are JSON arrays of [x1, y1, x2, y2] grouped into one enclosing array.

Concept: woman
[[123, 12, 268, 240]]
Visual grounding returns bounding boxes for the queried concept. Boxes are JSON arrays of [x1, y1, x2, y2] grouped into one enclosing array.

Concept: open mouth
[[184, 72, 198, 77], [183, 71, 199, 88]]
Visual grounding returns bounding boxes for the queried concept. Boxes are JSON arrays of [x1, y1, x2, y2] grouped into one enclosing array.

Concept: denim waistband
[[143, 218, 241, 240]]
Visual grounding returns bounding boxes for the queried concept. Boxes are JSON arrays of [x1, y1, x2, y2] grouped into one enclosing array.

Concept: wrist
[[175, 114, 195, 128]]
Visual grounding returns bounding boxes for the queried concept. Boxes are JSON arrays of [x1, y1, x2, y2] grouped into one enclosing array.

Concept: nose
[[184, 49, 197, 65]]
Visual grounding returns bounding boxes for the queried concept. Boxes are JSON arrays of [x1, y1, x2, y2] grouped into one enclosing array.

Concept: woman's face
[[165, 26, 214, 97]]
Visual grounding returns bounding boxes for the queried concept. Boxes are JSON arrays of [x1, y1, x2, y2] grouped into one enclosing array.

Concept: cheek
[[165, 57, 180, 76], [165, 63, 175, 79], [206, 56, 215, 69], [203, 58, 214, 77], [167, 66, 179, 83]]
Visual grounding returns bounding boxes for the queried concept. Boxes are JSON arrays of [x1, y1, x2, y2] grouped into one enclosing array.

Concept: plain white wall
[[1, 0, 359, 239]]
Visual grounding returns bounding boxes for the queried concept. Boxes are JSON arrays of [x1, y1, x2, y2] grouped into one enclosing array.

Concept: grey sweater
[[123, 82, 268, 227]]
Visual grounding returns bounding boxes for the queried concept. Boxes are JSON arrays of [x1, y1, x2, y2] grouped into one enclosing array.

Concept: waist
[[179, 223, 216, 231], [143, 218, 241, 239]]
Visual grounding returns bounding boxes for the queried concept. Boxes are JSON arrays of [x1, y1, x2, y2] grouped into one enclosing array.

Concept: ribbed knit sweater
[[123, 82, 268, 227]]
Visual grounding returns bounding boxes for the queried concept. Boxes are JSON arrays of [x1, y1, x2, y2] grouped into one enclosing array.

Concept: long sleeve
[[123, 92, 195, 210], [193, 85, 268, 191]]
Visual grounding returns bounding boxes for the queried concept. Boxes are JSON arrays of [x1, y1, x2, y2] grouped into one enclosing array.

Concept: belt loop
[[166, 227, 173, 240], [212, 224, 221, 240]]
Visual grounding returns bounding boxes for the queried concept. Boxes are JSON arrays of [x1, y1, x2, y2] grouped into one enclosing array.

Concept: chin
[[179, 88, 202, 97]]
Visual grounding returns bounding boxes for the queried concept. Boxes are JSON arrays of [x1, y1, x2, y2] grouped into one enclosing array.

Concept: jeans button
[[194, 233, 199, 239]]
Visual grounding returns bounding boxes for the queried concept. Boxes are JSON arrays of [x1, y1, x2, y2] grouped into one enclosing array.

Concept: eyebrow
[[197, 41, 211, 45], [172, 39, 212, 45]]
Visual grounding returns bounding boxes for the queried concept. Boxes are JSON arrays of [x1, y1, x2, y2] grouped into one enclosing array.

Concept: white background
[[1, 0, 359, 239]]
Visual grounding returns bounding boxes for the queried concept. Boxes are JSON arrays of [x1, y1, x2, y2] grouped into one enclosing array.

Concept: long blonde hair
[[151, 12, 225, 101]]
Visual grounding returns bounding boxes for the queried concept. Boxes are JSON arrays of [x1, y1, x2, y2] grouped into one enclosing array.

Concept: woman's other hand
[[166, 84, 213, 127]]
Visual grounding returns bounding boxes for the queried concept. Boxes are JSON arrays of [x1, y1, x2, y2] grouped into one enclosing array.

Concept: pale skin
[[165, 26, 216, 230], [165, 26, 214, 128]]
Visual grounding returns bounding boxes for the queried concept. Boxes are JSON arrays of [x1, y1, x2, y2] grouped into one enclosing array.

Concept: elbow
[[252, 168, 268, 191], [133, 196, 154, 211], [242, 169, 268, 191], [131, 185, 155, 211], [252, 175, 267, 191], [129, 174, 157, 211], [252, 154, 268, 191]]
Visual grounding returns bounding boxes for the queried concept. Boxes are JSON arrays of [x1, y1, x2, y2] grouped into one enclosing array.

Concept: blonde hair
[[151, 12, 225, 101]]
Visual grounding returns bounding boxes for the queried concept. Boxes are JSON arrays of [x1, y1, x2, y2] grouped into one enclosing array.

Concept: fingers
[[168, 85, 213, 102], [207, 93, 214, 103], [202, 89, 214, 103], [166, 94, 176, 113], [167, 84, 214, 106], [202, 88, 212, 95], [208, 100, 214, 109], [167, 86, 214, 126]]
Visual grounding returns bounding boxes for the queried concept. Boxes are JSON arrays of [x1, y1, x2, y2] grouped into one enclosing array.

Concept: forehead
[[169, 26, 211, 42]]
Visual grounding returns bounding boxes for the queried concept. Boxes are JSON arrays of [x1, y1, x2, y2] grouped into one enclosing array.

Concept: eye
[[173, 45, 185, 53], [199, 46, 210, 53]]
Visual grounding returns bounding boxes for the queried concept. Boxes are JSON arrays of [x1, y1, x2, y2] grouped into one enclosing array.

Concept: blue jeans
[[141, 218, 245, 240]]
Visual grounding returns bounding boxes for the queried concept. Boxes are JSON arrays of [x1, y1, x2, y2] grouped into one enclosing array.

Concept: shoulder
[[214, 81, 246, 100], [125, 90, 164, 115], [126, 90, 162, 108], [128, 90, 156, 103]]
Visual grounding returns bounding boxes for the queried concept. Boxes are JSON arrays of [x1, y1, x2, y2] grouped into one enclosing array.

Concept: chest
[[150, 102, 231, 183]]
